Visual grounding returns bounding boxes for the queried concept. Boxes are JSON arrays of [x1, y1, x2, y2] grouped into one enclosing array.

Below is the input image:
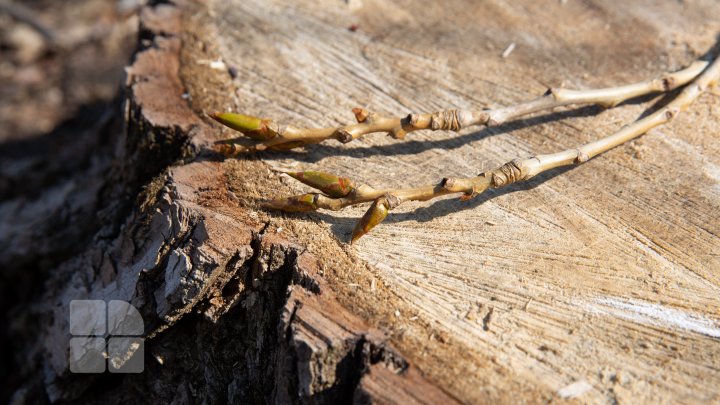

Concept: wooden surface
[[193, 0, 720, 402], [35, 3, 458, 402]]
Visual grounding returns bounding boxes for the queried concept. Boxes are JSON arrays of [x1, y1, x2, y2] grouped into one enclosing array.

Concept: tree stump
[[23, 0, 720, 403]]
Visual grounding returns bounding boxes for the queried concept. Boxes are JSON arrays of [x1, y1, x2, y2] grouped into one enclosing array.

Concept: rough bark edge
[[35, 2, 461, 403]]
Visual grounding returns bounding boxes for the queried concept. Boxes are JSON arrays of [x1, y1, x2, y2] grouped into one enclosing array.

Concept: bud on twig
[[286, 171, 354, 198], [263, 193, 318, 212], [352, 107, 369, 123], [351, 196, 391, 243], [209, 112, 277, 141], [210, 59, 708, 153]]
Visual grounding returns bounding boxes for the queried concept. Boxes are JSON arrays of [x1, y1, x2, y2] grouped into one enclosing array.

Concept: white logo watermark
[[68, 300, 144, 373]]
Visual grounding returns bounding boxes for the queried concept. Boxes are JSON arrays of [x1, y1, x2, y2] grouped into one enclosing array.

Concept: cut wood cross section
[[203, 0, 720, 402]]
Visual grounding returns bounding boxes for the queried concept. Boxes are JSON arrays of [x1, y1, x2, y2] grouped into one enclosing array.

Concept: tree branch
[[211, 60, 708, 154], [263, 54, 720, 243]]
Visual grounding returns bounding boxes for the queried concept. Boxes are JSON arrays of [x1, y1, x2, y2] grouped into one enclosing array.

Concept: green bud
[[263, 193, 318, 212], [287, 171, 354, 198], [209, 112, 276, 141], [351, 197, 390, 243]]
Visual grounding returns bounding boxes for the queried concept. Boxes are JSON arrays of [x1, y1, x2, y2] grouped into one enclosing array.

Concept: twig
[[211, 60, 708, 154], [264, 54, 720, 243]]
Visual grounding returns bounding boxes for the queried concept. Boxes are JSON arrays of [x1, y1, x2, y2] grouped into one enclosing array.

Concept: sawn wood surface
[[190, 0, 720, 402]]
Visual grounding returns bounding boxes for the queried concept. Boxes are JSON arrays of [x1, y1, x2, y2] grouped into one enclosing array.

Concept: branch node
[[352, 184, 375, 197], [366, 111, 381, 123], [337, 129, 354, 143], [390, 127, 407, 139], [473, 111, 491, 126], [547, 87, 560, 100], [430, 110, 462, 131], [458, 188, 477, 201], [485, 110, 501, 126], [384, 193, 401, 209], [661, 76, 676, 91], [491, 159, 527, 187], [407, 113, 421, 126], [574, 149, 590, 164], [441, 177, 457, 190], [268, 122, 285, 137]]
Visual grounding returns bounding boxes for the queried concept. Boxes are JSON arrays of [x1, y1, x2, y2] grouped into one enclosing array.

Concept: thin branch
[[264, 54, 720, 243], [211, 60, 708, 154]]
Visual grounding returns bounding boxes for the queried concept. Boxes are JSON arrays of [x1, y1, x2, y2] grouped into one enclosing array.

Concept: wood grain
[[200, 0, 720, 402]]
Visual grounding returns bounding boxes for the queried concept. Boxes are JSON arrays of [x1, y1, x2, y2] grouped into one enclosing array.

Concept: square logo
[[68, 300, 144, 374], [69, 337, 105, 373]]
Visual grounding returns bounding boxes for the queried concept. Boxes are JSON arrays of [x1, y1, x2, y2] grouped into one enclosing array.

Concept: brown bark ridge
[[22, 1, 457, 403]]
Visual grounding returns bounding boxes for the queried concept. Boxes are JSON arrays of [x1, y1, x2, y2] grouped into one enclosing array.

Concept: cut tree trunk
[[21, 0, 720, 404]]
